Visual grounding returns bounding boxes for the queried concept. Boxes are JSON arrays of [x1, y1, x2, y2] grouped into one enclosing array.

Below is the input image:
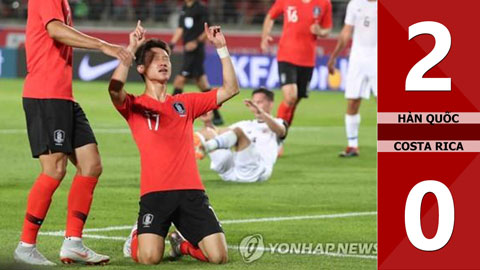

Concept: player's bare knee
[[40, 153, 67, 180], [208, 251, 228, 264], [232, 127, 246, 139], [44, 166, 66, 180], [347, 99, 361, 114], [89, 162, 103, 178], [41, 162, 66, 180], [232, 127, 250, 150], [78, 161, 103, 178], [284, 95, 298, 106], [138, 250, 162, 265]]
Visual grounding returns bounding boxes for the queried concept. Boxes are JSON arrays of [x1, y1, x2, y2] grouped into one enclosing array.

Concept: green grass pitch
[[0, 78, 377, 269]]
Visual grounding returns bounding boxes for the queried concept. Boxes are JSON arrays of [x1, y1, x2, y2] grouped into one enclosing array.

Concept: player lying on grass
[[108, 21, 239, 264], [194, 88, 287, 183]]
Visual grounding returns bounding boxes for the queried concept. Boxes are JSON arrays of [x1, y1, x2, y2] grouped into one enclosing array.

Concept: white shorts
[[209, 144, 272, 183], [345, 60, 377, 100]]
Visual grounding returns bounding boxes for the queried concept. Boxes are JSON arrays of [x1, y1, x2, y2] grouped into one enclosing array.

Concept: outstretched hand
[[244, 99, 265, 121], [204, 23, 226, 48]]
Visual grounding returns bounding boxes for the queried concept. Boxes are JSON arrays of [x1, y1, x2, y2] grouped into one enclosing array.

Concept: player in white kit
[[327, 0, 377, 157], [194, 88, 287, 182]]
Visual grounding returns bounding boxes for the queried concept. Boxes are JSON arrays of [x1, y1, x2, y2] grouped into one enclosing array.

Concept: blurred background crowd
[[0, 0, 349, 31]]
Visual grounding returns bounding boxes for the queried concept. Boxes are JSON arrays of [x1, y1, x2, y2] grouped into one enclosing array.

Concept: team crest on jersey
[[53, 130, 65, 146], [173, 102, 187, 117], [184, 17, 194, 29], [142, 214, 154, 228], [313, 6, 321, 19]]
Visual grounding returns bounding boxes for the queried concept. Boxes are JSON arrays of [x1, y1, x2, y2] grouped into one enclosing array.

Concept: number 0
[[406, 21, 452, 91], [405, 180, 454, 251]]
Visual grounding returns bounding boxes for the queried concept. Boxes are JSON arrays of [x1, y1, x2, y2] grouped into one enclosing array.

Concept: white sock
[[19, 241, 35, 248], [345, 114, 360, 148], [205, 130, 238, 152]]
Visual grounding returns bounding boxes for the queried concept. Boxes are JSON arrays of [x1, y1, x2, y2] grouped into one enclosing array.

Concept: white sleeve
[[274, 118, 286, 127], [344, 0, 356, 26], [274, 118, 288, 140], [229, 120, 247, 130]]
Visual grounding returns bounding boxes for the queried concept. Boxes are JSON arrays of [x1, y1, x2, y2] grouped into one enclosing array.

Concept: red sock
[[180, 241, 208, 262], [290, 104, 298, 125], [65, 175, 98, 237], [277, 101, 296, 126], [131, 232, 139, 262], [21, 174, 61, 244]]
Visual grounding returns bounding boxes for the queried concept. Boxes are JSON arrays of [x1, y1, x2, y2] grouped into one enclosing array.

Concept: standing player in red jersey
[[14, 0, 132, 266], [261, 0, 333, 127], [108, 22, 239, 265]]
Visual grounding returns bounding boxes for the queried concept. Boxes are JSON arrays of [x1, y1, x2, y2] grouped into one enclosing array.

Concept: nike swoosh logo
[[71, 250, 89, 258], [78, 55, 119, 81]]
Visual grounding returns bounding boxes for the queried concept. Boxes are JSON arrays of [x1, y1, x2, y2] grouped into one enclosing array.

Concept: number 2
[[406, 21, 451, 91]]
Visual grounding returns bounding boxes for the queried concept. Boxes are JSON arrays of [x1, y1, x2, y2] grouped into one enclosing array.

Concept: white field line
[[39, 211, 377, 260], [40, 211, 377, 235], [0, 126, 333, 134], [221, 211, 377, 225], [37, 233, 377, 260], [36, 235, 376, 260], [39, 231, 127, 241]]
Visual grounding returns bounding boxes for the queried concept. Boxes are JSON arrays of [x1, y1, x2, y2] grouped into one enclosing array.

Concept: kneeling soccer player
[[108, 22, 239, 264], [195, 87, 287, 182]]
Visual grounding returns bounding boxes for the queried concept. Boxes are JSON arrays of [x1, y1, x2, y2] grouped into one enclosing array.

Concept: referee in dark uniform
[[170, 0, 224, 125]]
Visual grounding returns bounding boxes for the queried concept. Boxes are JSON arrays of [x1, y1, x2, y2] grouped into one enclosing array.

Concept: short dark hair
[[134, 38, 171, 66], [252, 87, 274, 101]]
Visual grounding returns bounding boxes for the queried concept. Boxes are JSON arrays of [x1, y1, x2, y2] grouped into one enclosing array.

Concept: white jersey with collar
[[229, 118, 286, 167]]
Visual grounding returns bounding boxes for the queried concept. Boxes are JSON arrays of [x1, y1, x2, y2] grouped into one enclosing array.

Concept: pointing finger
[[204, 22, 210, 37]]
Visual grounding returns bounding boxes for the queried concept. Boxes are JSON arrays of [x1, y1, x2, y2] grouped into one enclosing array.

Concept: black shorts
[[180, 44, 205, 78], [278, 61, 314, 98], [23, 98, 97, 158], [137, 190, 223, 247]]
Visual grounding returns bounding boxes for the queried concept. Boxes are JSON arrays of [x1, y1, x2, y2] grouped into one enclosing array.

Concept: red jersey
[[23, 0, 74, 100], [115, 90, 220, 196], [269, 0, 332, 67]]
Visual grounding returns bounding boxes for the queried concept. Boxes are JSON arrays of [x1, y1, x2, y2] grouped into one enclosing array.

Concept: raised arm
[[244, 99, 286, 138], [46, 20, 131, 61], [204, 23, 239, 105], [327, 24, 353, 74], [109, 21, 146, 107]]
